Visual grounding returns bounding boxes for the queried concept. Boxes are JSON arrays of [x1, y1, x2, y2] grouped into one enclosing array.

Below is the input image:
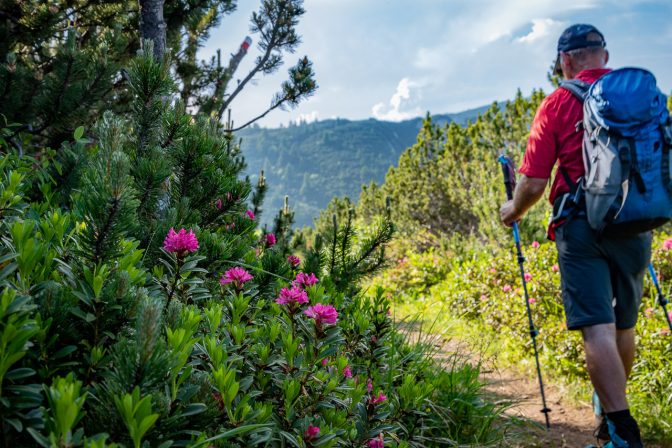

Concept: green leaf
[[74, 126, 85, 140], [4, 367, 36, 380], [191, 424, 271, 447]]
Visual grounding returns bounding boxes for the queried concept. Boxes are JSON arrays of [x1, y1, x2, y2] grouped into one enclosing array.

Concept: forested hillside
[[239, 107, 489, 227]]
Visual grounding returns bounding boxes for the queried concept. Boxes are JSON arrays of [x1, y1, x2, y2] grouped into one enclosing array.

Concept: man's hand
[[500, 200, 522, 227], [498, 175, 548, 227]]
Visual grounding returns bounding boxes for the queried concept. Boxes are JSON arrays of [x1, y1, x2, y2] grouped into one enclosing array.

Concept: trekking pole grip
[[498, 154, 515, 200]]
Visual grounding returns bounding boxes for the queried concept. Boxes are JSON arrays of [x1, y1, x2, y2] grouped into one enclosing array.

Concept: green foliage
[[114, 387, 160, 448]]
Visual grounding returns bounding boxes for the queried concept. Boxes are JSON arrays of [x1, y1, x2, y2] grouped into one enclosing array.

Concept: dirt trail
[[413, 332, 668, 448]]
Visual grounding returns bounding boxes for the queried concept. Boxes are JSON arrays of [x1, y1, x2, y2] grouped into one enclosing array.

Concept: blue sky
[[202, 0, 672, 128]]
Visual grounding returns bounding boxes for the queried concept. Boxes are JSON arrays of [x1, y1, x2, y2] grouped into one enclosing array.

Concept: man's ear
[[604, 49, 609, 65], [560, 52, 571, 73]]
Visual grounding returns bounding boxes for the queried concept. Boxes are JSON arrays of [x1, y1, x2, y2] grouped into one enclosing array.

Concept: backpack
[[560, 67, 672, 236]]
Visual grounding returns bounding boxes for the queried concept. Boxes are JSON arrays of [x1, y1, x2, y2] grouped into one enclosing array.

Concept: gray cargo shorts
[[554, 218, 652, 330]]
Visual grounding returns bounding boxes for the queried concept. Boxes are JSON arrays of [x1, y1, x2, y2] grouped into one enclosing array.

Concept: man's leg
[[616, 328, 636, 379], [582, 323, 628, 412], [583, 324, 643, 447]]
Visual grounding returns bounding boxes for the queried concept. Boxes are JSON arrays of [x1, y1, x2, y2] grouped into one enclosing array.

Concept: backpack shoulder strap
[[559, 79, 590, 103]]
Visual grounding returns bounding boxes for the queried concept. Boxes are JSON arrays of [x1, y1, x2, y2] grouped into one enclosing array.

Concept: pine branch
[[216, 33, 277, 120]]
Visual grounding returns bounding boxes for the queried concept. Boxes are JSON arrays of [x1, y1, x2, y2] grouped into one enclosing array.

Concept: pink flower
[[368, 437, 384, 448], [528, 297, 536, 304], [264, 233, 276, 248], [489, 268, 497, 274], [287, 255, 301, 267], [668, 311, 672, 322], [366, 378, 373, 393], [524, 272, 533, 282], [220, 267, 253, 291], [275, 286, 309, 306], [305, 424, 320, 441], [343, 365, 353, 378], [226, 192, 233, 201], [215, 198, 223, 210], [293, 272, 319, 288], [502, 285, 512, 293], [645, 307, 655, 317], [163, 228, 199, 255], [532, 241, 540, 248], [321, 358, 329, 366], [552, 264, 559, 273], [480, 294, 487, 301], [663, 238, 672, 250], [369, 391, 387, 405], [304, 303, 338, 326], [246, 209, 255, 220]]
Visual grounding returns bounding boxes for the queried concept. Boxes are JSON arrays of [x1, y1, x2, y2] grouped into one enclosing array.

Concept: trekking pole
[[647, 264, 672, 331], [498, 154, 552, 429]]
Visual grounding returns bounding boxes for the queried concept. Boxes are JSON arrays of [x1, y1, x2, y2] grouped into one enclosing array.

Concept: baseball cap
[[554, 24, 606, 75]]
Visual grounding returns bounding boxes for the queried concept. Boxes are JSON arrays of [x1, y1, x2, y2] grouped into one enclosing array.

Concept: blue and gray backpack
[[561, 67, 672, 236]]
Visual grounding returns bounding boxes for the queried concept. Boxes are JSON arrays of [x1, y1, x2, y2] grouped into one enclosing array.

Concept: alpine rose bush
[[304, 303, 338, 325], [275, 286, 309, 306], [163, 227, 199, 255], [293, 271, 319, 288], [220, 266, 254, 290]]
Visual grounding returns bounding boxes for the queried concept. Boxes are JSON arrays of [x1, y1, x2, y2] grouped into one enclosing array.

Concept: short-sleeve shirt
[[519, 68, 611, 204]]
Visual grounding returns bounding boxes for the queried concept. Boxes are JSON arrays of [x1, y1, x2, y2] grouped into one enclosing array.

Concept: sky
[[202, 0, 672, 128]]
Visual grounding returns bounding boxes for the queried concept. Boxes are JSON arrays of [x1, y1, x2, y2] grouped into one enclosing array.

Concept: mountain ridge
[[239, 104, 492, 227]]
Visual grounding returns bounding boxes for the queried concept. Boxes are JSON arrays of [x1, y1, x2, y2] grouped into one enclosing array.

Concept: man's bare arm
[[500, 175, 548, 226]]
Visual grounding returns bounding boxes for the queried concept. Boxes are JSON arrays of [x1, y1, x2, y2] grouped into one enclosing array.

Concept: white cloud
[[517, 18, 565, 44], [372, 78, 422, 121], [298, 111, 320, 123]]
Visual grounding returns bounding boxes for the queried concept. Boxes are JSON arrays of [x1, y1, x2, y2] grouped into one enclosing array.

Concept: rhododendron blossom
[[664, 238, 672, 250], [369, 391, 387, 405], [275, 286, 309, 306], [305, 425, 320, 440], [502, 285, 512, 293], [645, 307, 655, 317], [531, 240, 540, 248], [293, 272, 319, 288], [343, 365, 352, 378], [368, 437, 384, 448], [528, 297, 536, 304], [163, 228, 199, 255], [246, 209, 255, 220], [215, 198, 223, 210], [366, 378, 373, 393], [264, 233, 276, 247], [524, 272, 532, 282], [321, 358, 329, 366], [552, 264, 559, 272], [304, 303, 338, 326], [220, 267, 253, 290], [287, 255, 301, 267]]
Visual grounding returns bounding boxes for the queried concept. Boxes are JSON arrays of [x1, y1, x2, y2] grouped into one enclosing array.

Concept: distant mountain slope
[[238, 105, 490, 227]]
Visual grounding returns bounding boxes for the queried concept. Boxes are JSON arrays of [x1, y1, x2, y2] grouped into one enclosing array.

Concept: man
[[499, 24, 650, 448]]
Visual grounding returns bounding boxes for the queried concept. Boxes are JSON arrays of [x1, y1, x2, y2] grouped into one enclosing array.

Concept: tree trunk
[[139, 0, 166, 60]]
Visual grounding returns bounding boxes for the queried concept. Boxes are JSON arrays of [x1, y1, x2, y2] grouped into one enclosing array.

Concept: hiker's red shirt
[[519, 68, 611, 205]]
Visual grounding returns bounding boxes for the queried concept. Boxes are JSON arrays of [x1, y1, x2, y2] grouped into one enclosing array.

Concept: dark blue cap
[[557, 24, 605, 52]]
